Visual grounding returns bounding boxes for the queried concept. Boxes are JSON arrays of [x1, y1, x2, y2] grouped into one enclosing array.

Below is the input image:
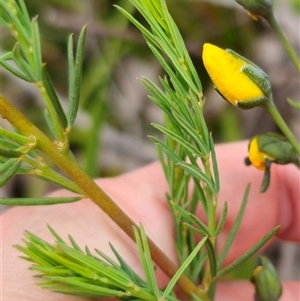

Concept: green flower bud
[[245, 132, 299, 192], [251, 256, 282, 301], [235, 0, 273, 20]]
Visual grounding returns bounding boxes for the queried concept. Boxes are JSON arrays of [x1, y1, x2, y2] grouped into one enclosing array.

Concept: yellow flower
[[248, 136, 274, 170], [246, 132, 298, 192], [202, 43, 267, 108]]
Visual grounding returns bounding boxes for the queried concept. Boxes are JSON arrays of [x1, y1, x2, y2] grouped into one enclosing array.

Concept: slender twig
[[264, 98, 300, 155], [265, 12, 300, 73], [0, 95, 210, 300]]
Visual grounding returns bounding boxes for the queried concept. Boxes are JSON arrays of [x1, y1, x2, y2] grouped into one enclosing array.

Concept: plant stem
[[266, 12, 300, 73], [0, 95, 210, 300], [264, 98, 300, 155]]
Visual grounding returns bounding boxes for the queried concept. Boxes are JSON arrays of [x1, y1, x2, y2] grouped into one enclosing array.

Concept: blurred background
[[1, 0, 299, 283]]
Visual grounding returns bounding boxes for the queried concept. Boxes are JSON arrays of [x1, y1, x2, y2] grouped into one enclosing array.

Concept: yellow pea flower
[[245, 132, 299, 192], [247, 136, 274, 170], [202, 43, 270, 109]]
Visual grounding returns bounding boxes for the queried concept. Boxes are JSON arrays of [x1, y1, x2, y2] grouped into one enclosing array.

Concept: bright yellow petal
[[248, 136, 274, 170], [202, 43, 264, 105], [248, 137, 266, 170]]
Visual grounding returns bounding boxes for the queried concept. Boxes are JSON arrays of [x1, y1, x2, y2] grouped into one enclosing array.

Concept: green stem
[[266, 12, 300, 73], [0, 95, 209, 300], [264, 98, 300, 155]]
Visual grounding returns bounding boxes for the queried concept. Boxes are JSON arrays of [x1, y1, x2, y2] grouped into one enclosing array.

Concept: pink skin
[[1, 141, 299, 300]]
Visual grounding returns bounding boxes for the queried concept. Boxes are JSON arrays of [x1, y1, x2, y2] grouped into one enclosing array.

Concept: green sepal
[[242, 64, 271, 98], [251, 255, 282, 301], [214, 85, 267, 110], [257, 132, 299, 166], [236, 96, 268, 110], [226, 48, 258, 66], [260, 159, 271, 193], [226, 49, 272, 98]]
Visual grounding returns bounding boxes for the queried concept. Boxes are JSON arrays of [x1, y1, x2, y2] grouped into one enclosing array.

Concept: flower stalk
[[235, 0, 300, 72], [265, 12, 300, 73], [263, 98, 300, 155]]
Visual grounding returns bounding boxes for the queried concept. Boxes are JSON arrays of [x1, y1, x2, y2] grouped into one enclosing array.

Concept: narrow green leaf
[[183, 223, 206, 237], [159, 77, 195, 126], [11, 43, 37, 82], [147, 43, 188, 96], [176, 162, 216, 195], [0, 158, 22, 187], [47, 225, 67, 244], [42, 67, 68, 129], [191, 250, 207, 283], [205, 238, 217, 278], [191, 177, 208, 215], [149, 136, 182, 163], [0, 54, 31, 81], [171, 201, 211, 236], [217, 184, 250, 267], [68, 25, 87, 127], [0, 127, 31, 145], [30, 265, 72, 276], [287, 98, 300, 110], [17, 0, 32, 29], [134, 225, 160, 297], [159, 0, 202, 91], [215, 202, 228, 236], [44, 109, 58, 139], [68, 32, 75, 110], [0, 148, 23, 158], [38, 276, 123, 297], [172, 110, 208, 154], [0, 196, 82, 206], [0, 137, 20, 152], [163, 236, 208, 298], [189, 213, 212, 236], [68, 235, 84, 253], [148, 95, 172, 117], [0, 15, 9, 27], [209, 133, 220, 193], [141, 77, 174, 117], [31, 16, 43, 80], [152, 123, 204, 157], [108, 243, 145, 285], [217, 226, 280, 278], [1, 1, 31, 47], [95, 247, 121, 270]]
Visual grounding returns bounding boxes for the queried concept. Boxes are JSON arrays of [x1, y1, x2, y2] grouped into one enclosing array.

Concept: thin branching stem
[[0, 94, 209, 300]]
